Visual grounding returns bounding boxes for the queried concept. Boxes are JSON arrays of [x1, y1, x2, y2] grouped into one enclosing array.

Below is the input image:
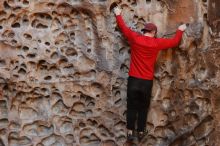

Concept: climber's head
[[141, 23, 157, 37]]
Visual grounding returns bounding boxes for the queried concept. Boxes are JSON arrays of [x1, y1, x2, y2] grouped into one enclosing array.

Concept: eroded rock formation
[[0, 0, 219, 146]]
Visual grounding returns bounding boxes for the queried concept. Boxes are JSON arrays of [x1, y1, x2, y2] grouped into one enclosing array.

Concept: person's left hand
[[114, 6, 122, 16]]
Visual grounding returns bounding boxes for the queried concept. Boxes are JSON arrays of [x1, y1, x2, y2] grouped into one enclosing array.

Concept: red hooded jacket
[[116, 15, 184, 80]]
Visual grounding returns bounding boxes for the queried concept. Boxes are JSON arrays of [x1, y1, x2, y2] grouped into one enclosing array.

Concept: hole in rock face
[[21, 63, 27, 69], [9, 137, 31, 145], [38, 60, 46, 65], [109, 2, 118, 12], [9, 13, 16, 19], [22, 46, 29, 52], [87, 101, 95, 107], [4, 1, 10, 9], [11, 23, 20, 28], [115, 90, 120, 97], [35, 12, 52, 20], [119, 47, 128, 55], [98, 125, 111, 137], [0, 10, 7, 18], [115, 26, 120, 32], [11, 39, 17, 44], [65, 48, 77, 56], [51, 52, 59, 59], [3, 30, 15, 38], [36, 23, 48, 29], [79, 122, 86, 127], [52, 100, 69, 115], [0, 60, 6, 67], [27, 53, 36, 58], [65, 134, 75, 143], [203, 13, 207, 19], [130, 0, 137, 6], [13, 74, 19, 78], [44, 76, 52, 80], [18, 68, 26, 75], [46, 49, 50, 53], [27, 61, 36, 69], [58, 57, 68, 65], [87, 119, 98, 127], [13, 6, 22, 12], [120, 64, 129, 73], [31, 20, 48, 29], [70, 32, 75, 39], [22, 19, 29, 25], [23, 0, 29, 5], [45, 42, 50, 46], [38, 60, 48, 70], [81, 133, 101, 144], [47, 2, 55, 8], [72, 102, 85, 112], [23, 33, 32, 40]]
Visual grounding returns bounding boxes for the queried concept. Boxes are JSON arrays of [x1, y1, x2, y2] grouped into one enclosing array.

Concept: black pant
[[126, 76, 153, 132]]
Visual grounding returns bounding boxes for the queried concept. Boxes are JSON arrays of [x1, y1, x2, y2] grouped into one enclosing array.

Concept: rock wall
[[0, 0, 219, 146]]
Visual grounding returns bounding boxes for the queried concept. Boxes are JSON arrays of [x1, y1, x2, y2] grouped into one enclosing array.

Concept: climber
[[113, 6, 187, 142]]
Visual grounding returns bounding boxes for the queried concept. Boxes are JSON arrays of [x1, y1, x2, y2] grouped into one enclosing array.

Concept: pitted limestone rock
[[0, 0, 219, 146]]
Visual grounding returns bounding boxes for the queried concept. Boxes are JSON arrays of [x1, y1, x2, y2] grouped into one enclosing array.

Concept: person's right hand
[[114, 6, 122, 16], [178, 24, 187, 31]]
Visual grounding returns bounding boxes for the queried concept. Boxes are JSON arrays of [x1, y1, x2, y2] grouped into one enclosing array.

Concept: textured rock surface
[[0, 0, 219, 146]]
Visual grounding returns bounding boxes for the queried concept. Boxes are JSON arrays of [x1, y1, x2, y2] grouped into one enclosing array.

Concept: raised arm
[[114, 7, 137, 43], [157, 24, 187, 50]]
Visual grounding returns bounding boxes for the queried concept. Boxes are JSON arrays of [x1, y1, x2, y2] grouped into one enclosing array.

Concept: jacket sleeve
[[116, 15, 137, 43], [156, 30, 184, 50]]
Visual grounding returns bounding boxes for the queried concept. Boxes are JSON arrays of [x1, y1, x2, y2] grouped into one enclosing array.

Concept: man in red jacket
[[113, 6, 187, 142]]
